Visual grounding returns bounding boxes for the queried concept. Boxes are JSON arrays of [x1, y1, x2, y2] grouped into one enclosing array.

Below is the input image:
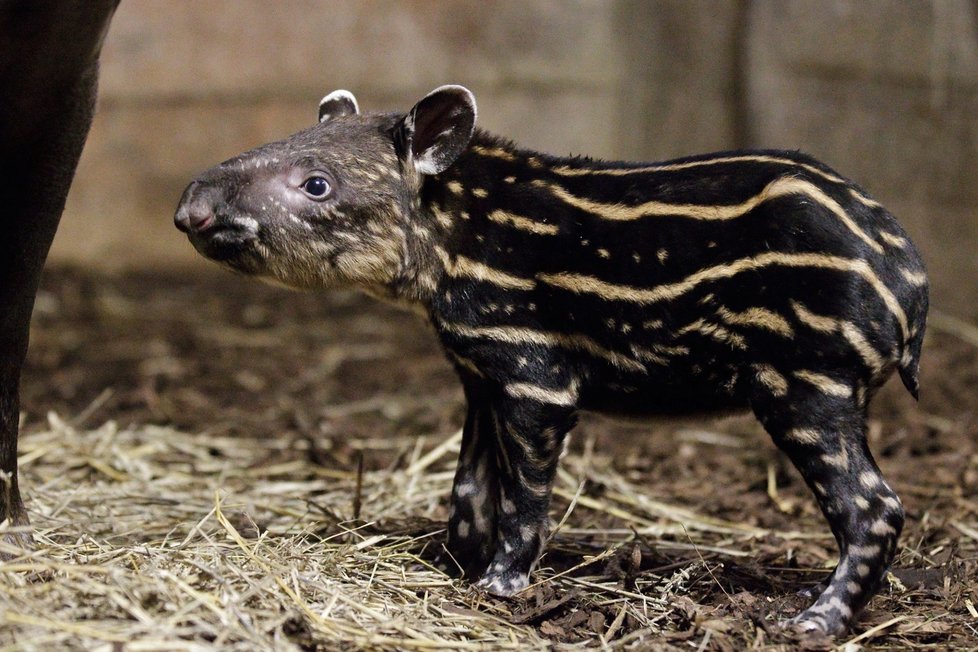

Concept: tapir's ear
[[395, 85, 476, 175], [319, 89, 359, 123]]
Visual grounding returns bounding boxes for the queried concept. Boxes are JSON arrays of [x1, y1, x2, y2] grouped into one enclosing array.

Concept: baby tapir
[[175, 85, 928, 636]]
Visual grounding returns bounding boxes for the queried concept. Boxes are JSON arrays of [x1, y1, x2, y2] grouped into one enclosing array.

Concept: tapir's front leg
[[446, 395, 500, 578], [474, 395, 576, 596], [0, 0, 119, 556]]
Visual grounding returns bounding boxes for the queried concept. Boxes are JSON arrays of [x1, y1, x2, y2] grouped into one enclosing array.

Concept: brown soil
[[13, 266, 978, 649]]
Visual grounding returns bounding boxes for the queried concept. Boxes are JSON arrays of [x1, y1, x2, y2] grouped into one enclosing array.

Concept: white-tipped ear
[[396, 85, 477, 175], [319, 89, 359, 123]]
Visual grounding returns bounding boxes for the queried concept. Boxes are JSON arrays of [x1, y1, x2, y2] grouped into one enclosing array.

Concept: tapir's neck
[[391, 127, 670, 321], [396, 131, 630, 317], [390, 131, 577, 313]]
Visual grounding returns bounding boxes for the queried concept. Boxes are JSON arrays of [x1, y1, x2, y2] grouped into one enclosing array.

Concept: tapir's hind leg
[[751, 371, 904, 635]]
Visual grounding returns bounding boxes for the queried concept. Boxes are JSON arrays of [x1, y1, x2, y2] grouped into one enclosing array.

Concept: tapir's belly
[[577, 364, 751, 418]]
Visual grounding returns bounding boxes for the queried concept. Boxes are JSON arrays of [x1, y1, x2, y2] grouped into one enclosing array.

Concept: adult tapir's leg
[[0, 1, 119, 554]]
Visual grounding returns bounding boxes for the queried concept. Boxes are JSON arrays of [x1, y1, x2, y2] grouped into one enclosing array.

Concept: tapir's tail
[[898, 285, 928, 401]]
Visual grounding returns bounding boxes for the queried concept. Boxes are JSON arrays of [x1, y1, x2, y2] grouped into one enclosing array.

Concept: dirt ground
[[6, 266, 978, 650]]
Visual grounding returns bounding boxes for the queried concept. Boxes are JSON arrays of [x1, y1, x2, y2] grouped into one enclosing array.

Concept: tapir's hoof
[[476, 569, 529, 597], [0, 528, 35, 561], [783, 610, 848, 638]]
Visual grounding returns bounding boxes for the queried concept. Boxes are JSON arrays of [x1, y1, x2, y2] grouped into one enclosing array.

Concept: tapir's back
[[429, 139, 927, 416]]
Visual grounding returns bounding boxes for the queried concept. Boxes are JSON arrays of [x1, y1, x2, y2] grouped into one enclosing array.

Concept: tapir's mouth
[[188, 223, 259, 263]]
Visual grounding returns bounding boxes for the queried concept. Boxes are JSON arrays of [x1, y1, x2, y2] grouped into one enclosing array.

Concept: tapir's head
[[174, 85, 476, 290]]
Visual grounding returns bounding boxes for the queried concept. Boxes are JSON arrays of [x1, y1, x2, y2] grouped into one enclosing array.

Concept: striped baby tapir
[[175, 85, 928, 636]]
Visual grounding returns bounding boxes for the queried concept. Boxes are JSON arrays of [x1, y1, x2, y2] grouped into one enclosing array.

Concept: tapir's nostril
[[174, 208, 191, 233]]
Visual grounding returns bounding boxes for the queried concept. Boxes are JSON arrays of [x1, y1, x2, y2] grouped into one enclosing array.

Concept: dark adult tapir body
[[175, 86, 928, 635], [0, 1, 119, 552]]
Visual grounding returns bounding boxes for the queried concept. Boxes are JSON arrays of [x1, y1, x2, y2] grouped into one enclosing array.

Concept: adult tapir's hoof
[[0, 502, 34, 560], [0, 530, 35, 560]]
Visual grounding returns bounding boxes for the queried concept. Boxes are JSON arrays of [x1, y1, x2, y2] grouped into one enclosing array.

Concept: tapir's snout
[[174, 178, 259, 264]]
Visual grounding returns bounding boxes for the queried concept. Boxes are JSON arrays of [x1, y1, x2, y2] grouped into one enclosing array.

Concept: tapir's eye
[[300, 176, 332, 199]]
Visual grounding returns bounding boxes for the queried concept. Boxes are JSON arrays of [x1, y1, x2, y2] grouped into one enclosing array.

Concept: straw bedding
[[1, 269, 975, 650]]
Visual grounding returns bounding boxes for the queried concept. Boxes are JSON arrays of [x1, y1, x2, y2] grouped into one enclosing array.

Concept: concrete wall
[[744, 0, 978, 313], [53, 0, 978, 315]]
